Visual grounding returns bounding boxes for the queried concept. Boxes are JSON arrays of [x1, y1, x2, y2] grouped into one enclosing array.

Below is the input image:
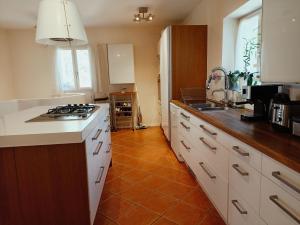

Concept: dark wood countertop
[[171, 100, 300, 173]]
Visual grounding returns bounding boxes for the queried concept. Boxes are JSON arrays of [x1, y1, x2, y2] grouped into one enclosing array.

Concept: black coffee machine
[[238, 84, 283, 121]]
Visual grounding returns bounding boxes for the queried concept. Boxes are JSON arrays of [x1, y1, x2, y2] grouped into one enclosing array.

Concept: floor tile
[[139, 175, 170, 190], [94, 214, 117, 225], [96, 128, 224, 225], [156, 180, 196, 199], [182, 188, 213, 210], [120, 169, 150, 183], [199, 208, 226, 225], [99, 195, 159, 225], [152, 217, 178, 225], [135, 190, 179, 215], [164, 202, 208, 225], [103, 177, 133, 194]]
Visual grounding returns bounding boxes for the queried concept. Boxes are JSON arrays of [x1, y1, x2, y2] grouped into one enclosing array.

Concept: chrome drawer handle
[[92, 129, 102, 141], [106, 144, 112, 153], [104, 115, 110, 122], [180, 140, 191, 151], [95, 166, 105, 184], [232, 164, 249, 176], [232, 200, 247, 215], [199, 137, 217, 152], [272, 171, 300, 194], [105, 125, 110, 133], [199, 125, 217, 136], [93, 141, 103, 156], [199, 162, 216, 179], [232, 146, 249, 157], [180, 112, 190, 121], [180, 122, 190, 131], [269, 195, 300, 224]]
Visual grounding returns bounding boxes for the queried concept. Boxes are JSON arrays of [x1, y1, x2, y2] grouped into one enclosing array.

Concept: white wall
[[8, 29, 57, 99], [183, 0, 246, 76], [0, 28, 14, 100], [0, 26, 162, 126], [87, 26, 162, 126]]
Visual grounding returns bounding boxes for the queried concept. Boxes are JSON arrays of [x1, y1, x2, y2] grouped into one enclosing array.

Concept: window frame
[[57, 45, 94, 92]]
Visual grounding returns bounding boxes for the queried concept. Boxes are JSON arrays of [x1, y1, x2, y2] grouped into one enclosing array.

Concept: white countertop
[[0, 104, 107, 148]]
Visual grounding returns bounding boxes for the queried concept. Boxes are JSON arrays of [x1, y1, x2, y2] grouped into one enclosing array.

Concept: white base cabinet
[[85, 105, 112, 225], [170, 103, 300, 225]]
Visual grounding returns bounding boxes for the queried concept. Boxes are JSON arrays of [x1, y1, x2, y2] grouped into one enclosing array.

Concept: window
[[56, 47, 93, 91], [235, 10, 262, 74]]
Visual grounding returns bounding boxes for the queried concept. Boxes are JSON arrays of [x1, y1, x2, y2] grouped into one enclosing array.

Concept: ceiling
[[0, 0, 202, 29]]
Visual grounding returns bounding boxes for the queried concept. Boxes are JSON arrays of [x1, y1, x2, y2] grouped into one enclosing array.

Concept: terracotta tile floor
[[95, 127, 226, 225]]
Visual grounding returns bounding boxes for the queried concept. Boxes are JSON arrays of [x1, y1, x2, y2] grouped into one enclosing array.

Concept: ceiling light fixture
[[133, 7, 154, 23], [35, 0, 88, 46]]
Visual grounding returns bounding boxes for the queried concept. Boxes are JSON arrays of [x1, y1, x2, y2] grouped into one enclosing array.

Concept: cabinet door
[[14, 144, 90, 225], [262, 0, 300, 82], [108, 44, 135, 84], [0, 149, 22, 225], [160, 27, 171, 140]]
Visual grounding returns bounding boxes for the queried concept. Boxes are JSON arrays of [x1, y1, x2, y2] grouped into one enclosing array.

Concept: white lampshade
[[36, 0, 88, 46]]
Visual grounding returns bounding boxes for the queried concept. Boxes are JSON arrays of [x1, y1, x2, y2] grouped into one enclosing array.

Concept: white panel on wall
[[107, 43, 135, 84], [261, 0, 300, 83]]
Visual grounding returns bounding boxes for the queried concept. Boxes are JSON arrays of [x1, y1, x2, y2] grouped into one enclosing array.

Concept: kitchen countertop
[[0, 104, 107, 148], [172, 100, 300, 173]]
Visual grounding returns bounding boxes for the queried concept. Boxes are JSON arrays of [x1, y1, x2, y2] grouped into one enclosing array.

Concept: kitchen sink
[[189, 103, 226, 111]]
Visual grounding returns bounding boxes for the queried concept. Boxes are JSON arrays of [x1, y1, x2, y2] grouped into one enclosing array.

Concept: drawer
[[178, 135, 195, 168], [229, 153, 261, 212], [89, 157, 110, 225], [262, 155, 300, 200], [221, 134, 262, 172], [192, 132, 229, 181], [178, 118, 196, 142], [178, 109, 193, 123], [228, 185, 267, 225], [260, 176, 300, 225], [193, 155, 228, 221]]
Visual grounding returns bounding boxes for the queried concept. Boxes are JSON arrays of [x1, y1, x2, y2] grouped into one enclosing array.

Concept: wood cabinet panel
[[14, 143, 90, 225], [0, 148, 22, 225], [171, 25, 207, 100]]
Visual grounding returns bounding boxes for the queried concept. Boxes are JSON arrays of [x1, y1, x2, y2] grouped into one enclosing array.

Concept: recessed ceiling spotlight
[[133, 7, 154, 23]]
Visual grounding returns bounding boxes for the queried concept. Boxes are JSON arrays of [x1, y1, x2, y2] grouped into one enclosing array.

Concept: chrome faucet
[[207, 66, 230, 107]]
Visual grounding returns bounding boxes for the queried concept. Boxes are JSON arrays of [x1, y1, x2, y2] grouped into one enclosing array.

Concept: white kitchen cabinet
[[262, 155, 300, 200], [171, 103, 300, 225], [85, 106, 112, 224], [260, 176, 300, 225], [229, 185, 267, 225], [170, 103, 184, 161], [108, 43, 135, 84], [261, 0, 300, 82], [229, 152, 261, 212]]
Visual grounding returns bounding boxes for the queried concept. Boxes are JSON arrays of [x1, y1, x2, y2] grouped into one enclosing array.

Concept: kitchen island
[[0, 104, 111, 225]]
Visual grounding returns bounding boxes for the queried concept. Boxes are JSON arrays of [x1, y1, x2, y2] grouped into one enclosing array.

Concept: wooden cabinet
[[0, 106, 112, 225], [160, 25, 207, 140], [172, 103, 300, 225], [0, 149, 22, 225]]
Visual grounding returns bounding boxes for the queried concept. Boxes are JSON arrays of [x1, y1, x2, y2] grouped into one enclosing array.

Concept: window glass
[[76, 49, 92, 89], [56, 47, 93, 91], [235, 13, 261, 74], [57, 49, 75, 90]]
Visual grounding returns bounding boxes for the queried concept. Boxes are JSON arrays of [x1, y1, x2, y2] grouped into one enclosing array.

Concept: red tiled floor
[[164, 202, 208, 225], [97, 127, 225, 225]]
